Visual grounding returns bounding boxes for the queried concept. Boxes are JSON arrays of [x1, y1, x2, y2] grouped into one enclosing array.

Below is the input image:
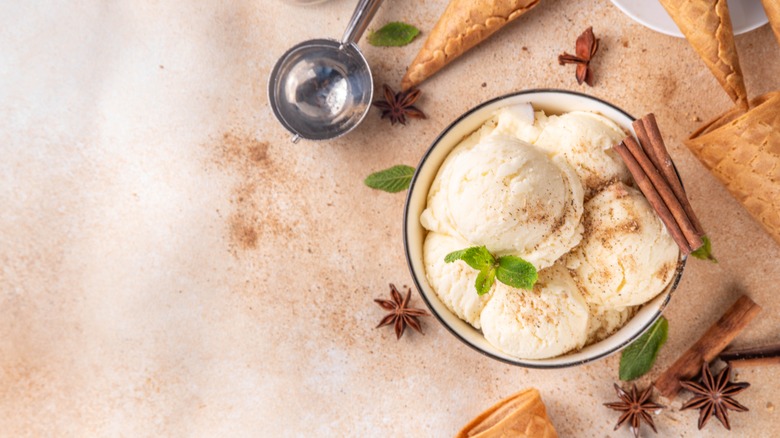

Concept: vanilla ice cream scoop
[[422, 133, 584, 270], [586, 305, 637, 344], [480, 263, 590, 359], [420, 121, 497, 239], [534, 111, 630, 197], [492, 103, 542, 143], [423, 232, 495, 328], [566, 182, 679, 309]]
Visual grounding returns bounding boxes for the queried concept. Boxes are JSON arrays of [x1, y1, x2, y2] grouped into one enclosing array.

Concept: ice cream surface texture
[[565, 182, 679, 309], [421, 104, 680, 360], [423, 232, 494, 329], [423, 133, 584, 269], [534, 112, 632, 197], [586, 305, 637, 345], [480, 264, 590, 359]]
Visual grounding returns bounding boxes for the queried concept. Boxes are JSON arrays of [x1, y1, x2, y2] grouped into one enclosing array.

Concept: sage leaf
[[444, 246, 495, 271], [691, 235, 717, 263], [619, 316, 669, 381], [364, 165, 415, 193], [475, 267, 496, 296], [367, 22, 420, 47], [495, 256, 538, 290]]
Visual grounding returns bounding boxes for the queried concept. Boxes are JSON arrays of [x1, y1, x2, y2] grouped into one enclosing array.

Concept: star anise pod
[[604, 383, 665, 438], [680, 363, 749, 430], [372, 84, 427, 126], [374, 284, 430, 339], [558, 26, 600, 86]]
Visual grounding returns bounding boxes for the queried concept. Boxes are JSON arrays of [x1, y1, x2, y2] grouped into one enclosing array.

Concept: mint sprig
[[444, 246, 538, 295], [619, 316, 669, 381], [691, 235, 717, 263], [364, 165, 415, 193], [367, 22, 420, 47]]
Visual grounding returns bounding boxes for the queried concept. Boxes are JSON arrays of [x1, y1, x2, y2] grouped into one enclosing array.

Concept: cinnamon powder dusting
[[211, 132, 299, 254], [655, 261, 675, 281], [229, 213, 260, 251]]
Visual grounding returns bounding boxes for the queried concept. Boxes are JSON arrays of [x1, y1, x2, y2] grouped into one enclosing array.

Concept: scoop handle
[[341, 0, 383, 46]]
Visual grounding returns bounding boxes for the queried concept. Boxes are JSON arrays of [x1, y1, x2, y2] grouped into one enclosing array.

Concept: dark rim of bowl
[[402, 88, 687, 368]]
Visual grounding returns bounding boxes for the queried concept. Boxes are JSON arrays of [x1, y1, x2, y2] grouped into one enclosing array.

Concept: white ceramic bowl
[[403, 89, 685, 368]]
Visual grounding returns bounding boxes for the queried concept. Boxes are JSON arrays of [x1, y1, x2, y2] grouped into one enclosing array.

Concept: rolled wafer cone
[[686, 91, 780, 245], [658, 0, 748, 109], [761, 0, 780, 45], [456, 388, 558, 438], [400, 0, 540, 90]]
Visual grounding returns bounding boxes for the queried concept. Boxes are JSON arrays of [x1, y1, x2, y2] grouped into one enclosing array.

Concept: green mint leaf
[[619, 316, 669, 381], [367, 22, 420, 47], [444, 249, 469, 263], [495, 256, 538, 290], [364, 165, 415, 193], [475, 267, 496, 296], [691, 235, 717, 263], [444, 246, 495, 271]]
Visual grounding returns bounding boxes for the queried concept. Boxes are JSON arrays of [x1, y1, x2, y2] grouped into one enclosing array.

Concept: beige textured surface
[[1, 0, 779, 436]]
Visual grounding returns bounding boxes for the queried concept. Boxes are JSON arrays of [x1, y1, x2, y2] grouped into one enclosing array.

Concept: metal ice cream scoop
[[268, 0, 383, 143]]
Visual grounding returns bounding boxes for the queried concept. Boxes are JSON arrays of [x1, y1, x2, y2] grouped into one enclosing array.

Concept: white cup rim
[[402, 88, 686, 368]]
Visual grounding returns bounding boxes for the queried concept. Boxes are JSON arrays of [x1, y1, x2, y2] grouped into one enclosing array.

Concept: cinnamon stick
[[623, 136, 703, 251], [632, 119, 664, 175], [614, 141, 692, 254], [654, 295, 761, 399], [720, 343, 780, 367], [633, 114, 704, 235]]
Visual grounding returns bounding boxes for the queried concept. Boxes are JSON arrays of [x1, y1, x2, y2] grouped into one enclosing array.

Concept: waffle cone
[[686, 91, 780, 245], [658, 0, 748, 109], [762, 0, 780, 45], [456, 388, 558, 438], [400, 0, 540, 90]]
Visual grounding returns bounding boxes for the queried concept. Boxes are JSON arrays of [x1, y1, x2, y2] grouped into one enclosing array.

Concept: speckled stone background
[[2, 0, 779, 436]]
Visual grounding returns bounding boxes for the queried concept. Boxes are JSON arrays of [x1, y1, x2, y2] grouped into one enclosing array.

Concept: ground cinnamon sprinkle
[[211, 131, 299, 254]]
